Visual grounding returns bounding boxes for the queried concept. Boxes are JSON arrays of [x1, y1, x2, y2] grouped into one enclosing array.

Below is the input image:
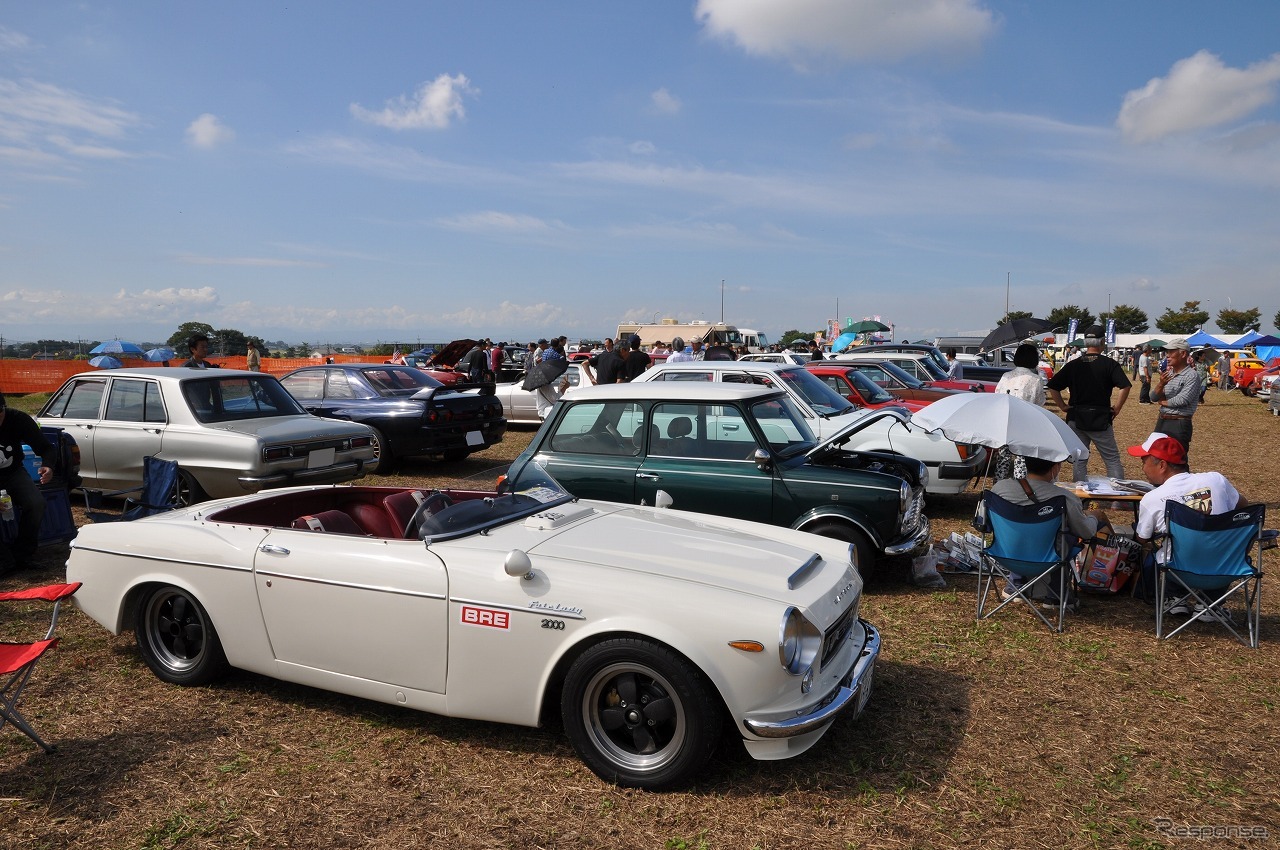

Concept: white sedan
[[67, 467, 879, 790], [493, 361, 594, 424]]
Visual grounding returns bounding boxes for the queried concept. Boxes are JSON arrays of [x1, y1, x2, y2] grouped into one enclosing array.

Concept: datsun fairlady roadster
[[66, 467, 879, 789]]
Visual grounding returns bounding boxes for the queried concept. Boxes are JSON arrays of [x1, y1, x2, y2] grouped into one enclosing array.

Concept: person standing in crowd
[[1136, 344, 1152, 404], [490, 340, 505, 378], [622, 334, 651, 381], [945, 349, 961, 379], [246, 340, 262, 372], [584, 337, 624, 384], [1193, 348, 1212, 402], [1149, 337, 1199, 455], [534, 338, 569, 420], [650, 340, 671, 357], [992, 343, 1046, 479], [666, 336, 693, 364], [1046, 325, 1131, 482], [0, 392, 54, 574], [689, 338, 706, 361], [809, 340, 824, 361], [183, 334, 213, 369]]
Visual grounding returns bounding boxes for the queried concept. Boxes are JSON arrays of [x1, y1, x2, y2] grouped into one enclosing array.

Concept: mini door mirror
[[654, 490, 674, 510], [753, 448, 772, 471]]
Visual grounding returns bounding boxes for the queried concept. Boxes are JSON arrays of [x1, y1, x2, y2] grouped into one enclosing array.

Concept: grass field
[[1, 388, 1277, 849]]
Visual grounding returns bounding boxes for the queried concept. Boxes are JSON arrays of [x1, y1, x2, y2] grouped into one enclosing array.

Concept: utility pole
[[720, 279, 725, 323], [1005, 272, 1010, 321]]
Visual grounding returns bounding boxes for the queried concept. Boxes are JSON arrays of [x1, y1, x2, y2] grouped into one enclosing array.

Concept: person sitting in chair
[[991, 454, 1112, 605]]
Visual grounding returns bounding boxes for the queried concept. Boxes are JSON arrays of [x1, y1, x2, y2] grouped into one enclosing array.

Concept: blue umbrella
[[90, 340, 146, 356], [145, 347, 176, 362], [89, 355, 122, 369], [830, 332, 860, 353]]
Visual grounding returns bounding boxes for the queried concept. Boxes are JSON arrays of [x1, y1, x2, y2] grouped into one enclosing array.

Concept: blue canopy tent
[[1184, 329, 1227, 348], [1246, 334, 1280, 365]]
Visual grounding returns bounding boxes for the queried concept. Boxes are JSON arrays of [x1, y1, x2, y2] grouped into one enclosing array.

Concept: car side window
[[659, 370, 713, 382], [325, 371, 357, 399], [46, 379, 107, 419], [548, 401, 639, 456], [281, 372, 324, 400], [701, 404, 758, 460], [103, 379, 156, 423]]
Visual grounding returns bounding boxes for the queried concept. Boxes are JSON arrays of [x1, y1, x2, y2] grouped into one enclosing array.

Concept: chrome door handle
[[258, 544, 290, 555], [636, 473, 660, 480]]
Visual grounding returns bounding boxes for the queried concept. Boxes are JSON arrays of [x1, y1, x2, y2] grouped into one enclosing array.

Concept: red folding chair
[[0, 582, 81, 753]]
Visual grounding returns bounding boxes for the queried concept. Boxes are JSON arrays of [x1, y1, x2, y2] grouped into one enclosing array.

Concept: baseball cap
[[1164, 337, 1190, 352], [1127, 432, 1187, 464]]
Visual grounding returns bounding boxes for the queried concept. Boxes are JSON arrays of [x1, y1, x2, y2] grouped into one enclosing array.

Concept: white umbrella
[[910, 392, 1089, 462]]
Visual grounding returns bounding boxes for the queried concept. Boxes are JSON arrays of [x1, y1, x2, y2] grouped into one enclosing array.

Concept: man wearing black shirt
[[622, 335, 651, 381], [1046, 327, 1132, 482], [0, 392, 54, 573], [585, 337, 624, 385]]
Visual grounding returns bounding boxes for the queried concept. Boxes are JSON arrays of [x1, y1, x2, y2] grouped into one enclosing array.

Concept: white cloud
[[0, 286, 219, 324], [433, 211, 571, 235], [350, 73, 477, 130], [185, 113, 235, 149], [1117, 50, 1280, 143], [651, 87, 682, 114], [0, 78, 138, 169], [1131, 277, 1159, 292], [629, 140, 656, 155], [695, 0, 996, 65], [0, 26, 33, 51]]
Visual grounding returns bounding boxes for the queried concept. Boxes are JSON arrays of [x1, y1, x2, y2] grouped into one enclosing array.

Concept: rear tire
[[806, 520, 875, 577], [175, 470, 206, 506], [135, 586, 229, 686], [369, 427, 396, 474]]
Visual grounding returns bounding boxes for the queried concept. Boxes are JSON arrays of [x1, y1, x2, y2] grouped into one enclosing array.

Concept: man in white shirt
[[1128, 433, 1247, 565]]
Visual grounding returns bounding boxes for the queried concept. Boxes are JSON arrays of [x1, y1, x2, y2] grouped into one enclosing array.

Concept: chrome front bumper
[[742, 621, 880, 739]]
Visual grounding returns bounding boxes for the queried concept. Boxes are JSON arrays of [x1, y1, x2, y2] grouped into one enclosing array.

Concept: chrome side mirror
[[504, 549, 534, 580], [654, 490, 674, 510], [753, 448, 772, 472]]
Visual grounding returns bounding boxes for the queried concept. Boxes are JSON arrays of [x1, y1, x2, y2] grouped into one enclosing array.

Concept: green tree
[[1099, 304, 1149, 334], [1046, 305, 1096, 332], [778, 329, 812, 347], [1154, 300, 1210, 335], [997, 310, 1034, 325], [166, 322, 215, 355], [1216, 307, 1261, 334], [1274, 308, 1280, 332]]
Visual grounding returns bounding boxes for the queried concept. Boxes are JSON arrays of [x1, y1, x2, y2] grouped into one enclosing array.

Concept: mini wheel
[[562, 639, 720, 790], [806, 520, 875, 577], [135, 586, 229, 686]]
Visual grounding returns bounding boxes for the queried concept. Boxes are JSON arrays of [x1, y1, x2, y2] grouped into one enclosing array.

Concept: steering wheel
[[404, 492, 453, 538]]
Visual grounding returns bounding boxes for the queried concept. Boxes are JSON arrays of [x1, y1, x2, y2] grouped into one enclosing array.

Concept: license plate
[[307, 447, 336, 469], [465, 430, 484, 447], [855, 665, 875, 714]]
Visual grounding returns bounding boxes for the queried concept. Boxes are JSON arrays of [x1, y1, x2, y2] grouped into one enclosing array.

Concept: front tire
[[807, 520, 876, 577], [135, 586, 229, 686], [561, 639, 720, 790], [369, 427, 396, 474]]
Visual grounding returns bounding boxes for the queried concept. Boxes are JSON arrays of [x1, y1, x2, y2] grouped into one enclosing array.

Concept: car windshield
[[774, 368, 857, 417], [873, 360, 926, 389], [750, 396, 817, 457], [844, 370, 895, 404], [182, 375, 307, 423], [359, 366, 444, 395], [421, 463, 574, 541], [921, 347, 950, 373], [915, 356, 949, 381]]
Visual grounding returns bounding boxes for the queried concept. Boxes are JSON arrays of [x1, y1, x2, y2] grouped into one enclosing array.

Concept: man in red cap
[[1128, 432, 1247, 566]]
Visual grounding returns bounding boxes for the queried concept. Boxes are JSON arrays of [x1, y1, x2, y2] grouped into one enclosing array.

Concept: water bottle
[[0, 490, 13, 522]]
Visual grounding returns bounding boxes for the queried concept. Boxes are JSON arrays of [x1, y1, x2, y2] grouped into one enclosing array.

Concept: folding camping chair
[[975, 489, 1074, 632], [0, 582, 81, 752], [1156, 501, 1265, 647], [84, 456, 181, 522]]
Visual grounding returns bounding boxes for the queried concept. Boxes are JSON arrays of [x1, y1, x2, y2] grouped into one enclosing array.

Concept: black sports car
[[281, 364, 507, 471]]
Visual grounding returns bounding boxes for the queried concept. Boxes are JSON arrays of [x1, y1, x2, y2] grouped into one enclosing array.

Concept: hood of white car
[[808, 407, 912, 456], [526, 503, 848, 602]]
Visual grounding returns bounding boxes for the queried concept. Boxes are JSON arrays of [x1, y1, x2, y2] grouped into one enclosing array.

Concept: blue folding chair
[[976, 490, 1073, 632], [84, 456, 181, 522], [1157, 501, 1265, 647]]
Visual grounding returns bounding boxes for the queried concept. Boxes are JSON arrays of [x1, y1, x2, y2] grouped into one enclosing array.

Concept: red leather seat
[[382, 490, 429, 537], [343, 502, 398, 537], [290, 510, 365, 535]]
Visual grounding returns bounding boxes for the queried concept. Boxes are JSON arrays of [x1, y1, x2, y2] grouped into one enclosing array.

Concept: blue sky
[[2, 1, 1279, 347]]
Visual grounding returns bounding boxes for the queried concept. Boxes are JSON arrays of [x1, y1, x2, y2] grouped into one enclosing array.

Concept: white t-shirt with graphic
[[1136, 471, 1241, 562]]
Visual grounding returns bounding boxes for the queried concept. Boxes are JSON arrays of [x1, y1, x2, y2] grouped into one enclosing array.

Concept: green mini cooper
[[506, 383, 931, 573]]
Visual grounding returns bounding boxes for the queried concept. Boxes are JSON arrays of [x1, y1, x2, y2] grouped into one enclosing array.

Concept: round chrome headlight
[[778, 606, 822, 675], [899, 480, 912, 514]]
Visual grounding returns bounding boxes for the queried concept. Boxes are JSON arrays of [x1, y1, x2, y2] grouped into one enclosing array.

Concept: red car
[[806, 363, 930, 412]]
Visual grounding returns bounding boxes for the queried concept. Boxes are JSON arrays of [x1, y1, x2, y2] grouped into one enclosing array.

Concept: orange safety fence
[[0, 354, 381, 395]]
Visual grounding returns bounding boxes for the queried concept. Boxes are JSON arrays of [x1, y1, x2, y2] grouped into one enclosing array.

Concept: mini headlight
[[899, 480, 912, 514]]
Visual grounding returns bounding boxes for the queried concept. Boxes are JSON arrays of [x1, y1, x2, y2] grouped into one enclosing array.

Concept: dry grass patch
[[2, 392, 1277, 849]]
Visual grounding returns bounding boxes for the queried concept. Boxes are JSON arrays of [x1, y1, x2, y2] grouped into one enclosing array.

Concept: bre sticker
[[461, 605, 510, 630]]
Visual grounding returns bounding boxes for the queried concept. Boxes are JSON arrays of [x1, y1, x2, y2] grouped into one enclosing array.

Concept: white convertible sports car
[[67, 467, 879, 789]]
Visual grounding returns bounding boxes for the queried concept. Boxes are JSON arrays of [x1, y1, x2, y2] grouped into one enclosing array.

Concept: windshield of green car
[[750, 396, 817, 457]]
